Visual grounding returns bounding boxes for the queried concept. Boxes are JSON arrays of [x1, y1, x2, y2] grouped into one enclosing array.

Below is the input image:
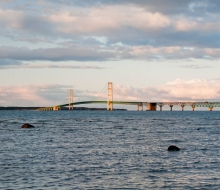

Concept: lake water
[[1, 110, 220, 189]]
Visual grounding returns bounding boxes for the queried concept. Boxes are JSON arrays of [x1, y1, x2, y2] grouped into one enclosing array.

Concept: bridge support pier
[[137, 103, 143, 111], [158, 103, 163, 111], [53, 106, 60, 111], [170, 105, 173, 111], [181, 104, 185, 111], [146, 103, 157, 111]]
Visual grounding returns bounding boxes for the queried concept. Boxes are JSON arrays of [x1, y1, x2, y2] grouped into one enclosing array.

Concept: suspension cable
[[90, 83, 108, 101], [113, 84, 133, 101]]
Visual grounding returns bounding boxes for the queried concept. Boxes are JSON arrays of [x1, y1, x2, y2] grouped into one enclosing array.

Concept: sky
[[1, 0, 220, 110]]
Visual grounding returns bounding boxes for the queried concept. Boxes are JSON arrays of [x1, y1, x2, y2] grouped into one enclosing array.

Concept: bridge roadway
[[39, 101, 142, 111], [38, 101, 220, 111]]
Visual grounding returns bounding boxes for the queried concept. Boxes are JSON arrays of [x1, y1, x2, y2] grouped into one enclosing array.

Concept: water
[[1, 110, 220, 189]]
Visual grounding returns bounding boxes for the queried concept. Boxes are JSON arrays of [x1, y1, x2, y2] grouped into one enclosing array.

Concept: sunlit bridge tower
[[68, 89, 74, 110], [107, 82, 113, 111]]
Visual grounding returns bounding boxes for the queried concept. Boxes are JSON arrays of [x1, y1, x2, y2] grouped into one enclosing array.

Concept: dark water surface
[[1, 110, 220, 189]]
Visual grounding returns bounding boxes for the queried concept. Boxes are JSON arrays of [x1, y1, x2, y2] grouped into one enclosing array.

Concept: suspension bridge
[[38, 82, 220, 111]]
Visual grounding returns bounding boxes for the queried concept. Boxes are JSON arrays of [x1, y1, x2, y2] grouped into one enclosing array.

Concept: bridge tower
[[107, 82, 113, 111], [68, 89, 74, 110]]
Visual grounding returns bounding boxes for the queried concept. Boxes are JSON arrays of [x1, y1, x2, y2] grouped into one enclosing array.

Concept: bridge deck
[[38, 101, 220, 110]]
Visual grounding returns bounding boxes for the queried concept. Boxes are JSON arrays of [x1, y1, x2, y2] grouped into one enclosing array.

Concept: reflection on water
[[1, 110, 220, 189]]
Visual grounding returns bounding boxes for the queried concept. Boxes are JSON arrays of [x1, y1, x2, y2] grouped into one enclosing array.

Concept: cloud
[[160, 79, 220, 101], [1, 45, 220, 62], [180, 64, 212, 69], [1, 1, 220, 63], [175, 20, 220, 33], [0, 9, 25, 29], [113, 79, 220, 102], [124, 46, 220, 60], [0, 84, 105, 107], [49, 5, 171, 35], [0, 63, 105, 69], [0, 46, 117, 61], [45, 0, 220, 18], [0, 8, 58, 41], [44, 0, 198, 15], [0, 59, 23, 66], [0, 84, 69, 106]]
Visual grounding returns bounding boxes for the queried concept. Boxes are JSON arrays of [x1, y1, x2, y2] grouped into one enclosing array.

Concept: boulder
[[21, 123, 35, 128], [167, 145, 180, 151]]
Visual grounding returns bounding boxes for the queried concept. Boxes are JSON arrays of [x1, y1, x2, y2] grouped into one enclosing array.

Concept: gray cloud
[[45, 0, 220, 17], [0, 46, 117, 61], [1, 0, 220, 62], [0, 59, 23, 66], [1, 45, 220, 62], [0, 0, 220, 48], [1, 63, 105, 69], [180, 64, 213, 69]]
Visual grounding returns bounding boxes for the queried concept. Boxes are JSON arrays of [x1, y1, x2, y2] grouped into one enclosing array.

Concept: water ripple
[[1, 110, 220, 189]]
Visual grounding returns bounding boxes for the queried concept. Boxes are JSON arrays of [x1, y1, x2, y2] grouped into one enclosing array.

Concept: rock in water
[[168, 145, 180, 151], [21, 123, 35, 128]]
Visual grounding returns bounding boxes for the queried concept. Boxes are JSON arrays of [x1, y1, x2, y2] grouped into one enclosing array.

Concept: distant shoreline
[[0, 107, 127, 111], [0, 107, 41, 110]]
